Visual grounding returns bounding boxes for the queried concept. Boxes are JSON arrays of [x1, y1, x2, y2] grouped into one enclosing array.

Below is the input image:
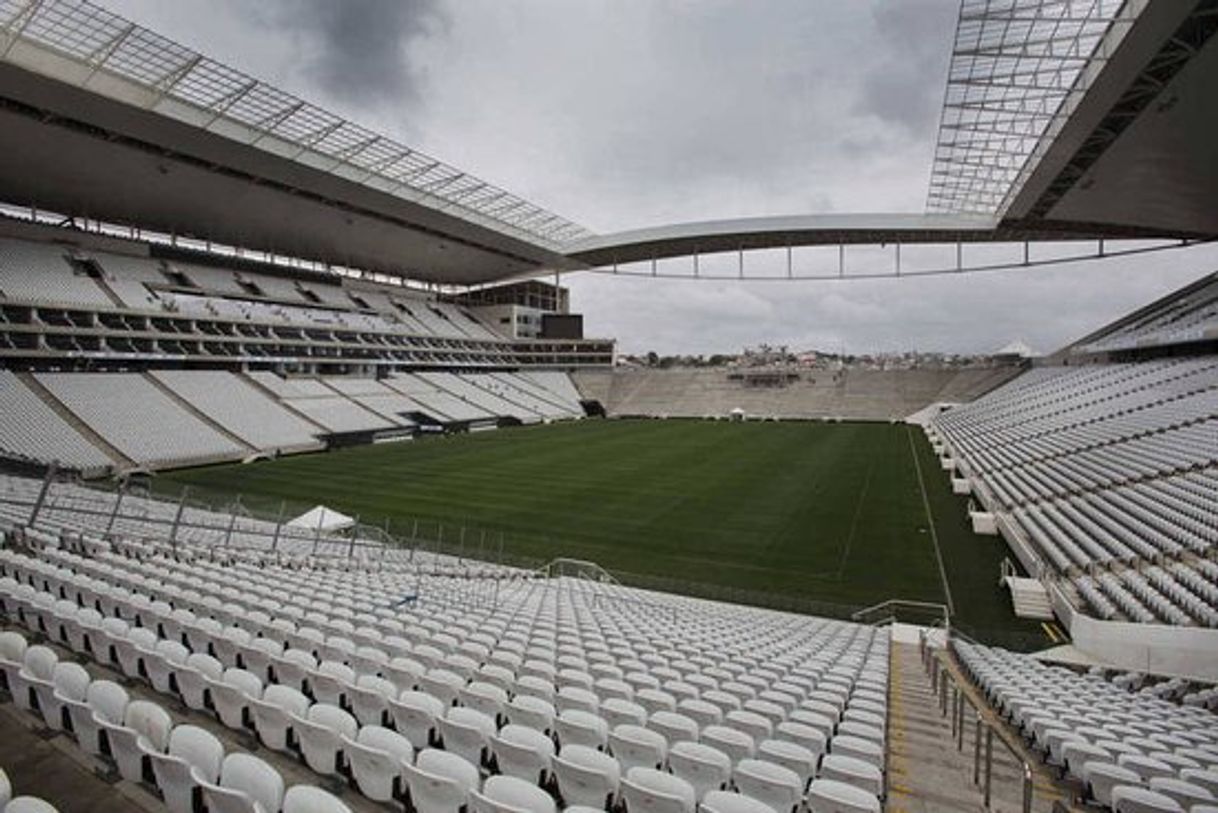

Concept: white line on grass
[[906, 425, 956, 616]]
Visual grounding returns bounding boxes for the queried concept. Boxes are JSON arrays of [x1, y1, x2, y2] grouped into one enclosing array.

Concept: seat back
[[263, 684, 312, 716], [668, 742, 732, 800], [218, 753, 284, 813], [185, 652, 223, 679], [168, 724, 224, 784], [610, 725, 667, 772], [733, 760, 802, 813], [405, 750, 479, 813], [5, 797, 61, 813], [86, 679, 128, 724], [124, 700, 173, 753], [506, 695, 556, 732], [224, 668, 264, 699], [22, 644, 58, 682], [308, 703, 358, 739], [390, 691, 445, 748], [806, 775, 875, 812], [553, 745, 620, 809], [701, 790, 779, 813], [491, 725, 554, 782], [0, 631, 27, 662], [282, 785, 353, 813], [52, 661, 91, 702], [358, 724, 415, 762], [621, 768, 696, 813], [474, 775, 557, 813], [556, 709, 608, 749]]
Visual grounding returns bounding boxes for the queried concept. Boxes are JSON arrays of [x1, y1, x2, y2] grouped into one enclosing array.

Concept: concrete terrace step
[[886, 640, 1084, 813]]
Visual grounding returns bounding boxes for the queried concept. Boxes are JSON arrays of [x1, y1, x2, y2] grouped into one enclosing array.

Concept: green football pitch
[[159, 419, 1045, 645]]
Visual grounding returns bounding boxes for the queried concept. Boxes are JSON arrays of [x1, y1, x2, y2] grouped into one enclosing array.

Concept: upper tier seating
[[0, 237, 518, 345], [87, 253, 167, 310], [0, 239, 113, 310], [34, 373, 244, 468], [1079, 277, 1218, 355]]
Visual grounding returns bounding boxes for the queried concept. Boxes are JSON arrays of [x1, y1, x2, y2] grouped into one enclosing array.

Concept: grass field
[[160, 419, 1045, 644]]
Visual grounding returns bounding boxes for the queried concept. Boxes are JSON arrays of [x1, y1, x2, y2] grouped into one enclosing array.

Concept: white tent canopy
[[287, 505, 355, 532]]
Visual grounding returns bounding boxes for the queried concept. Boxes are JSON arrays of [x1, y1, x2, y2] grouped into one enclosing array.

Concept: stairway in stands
[[1002, 576, 1055, 620], [886, 640, 1074, 813]]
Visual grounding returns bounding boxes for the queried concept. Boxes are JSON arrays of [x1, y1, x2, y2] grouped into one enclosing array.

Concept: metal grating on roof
[[0, 0, 593, 248], [926, 0, 1141, 216]]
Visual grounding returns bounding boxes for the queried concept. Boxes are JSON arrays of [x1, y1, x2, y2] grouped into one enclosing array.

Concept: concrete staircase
[[1003, 576, 1055, 620], [887, 640, 1076, 812]]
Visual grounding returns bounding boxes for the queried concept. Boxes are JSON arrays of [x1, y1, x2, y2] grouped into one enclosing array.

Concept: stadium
[[0, 1, 1215, 812]]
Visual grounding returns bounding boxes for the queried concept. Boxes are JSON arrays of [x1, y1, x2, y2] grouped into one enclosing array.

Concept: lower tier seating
[[953, 639, 1218, 812], [0, 515, 891, 813]]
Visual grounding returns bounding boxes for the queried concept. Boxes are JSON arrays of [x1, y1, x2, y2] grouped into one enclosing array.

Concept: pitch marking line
[[834, 454, 877, 579], [906, 425, 955, 616]]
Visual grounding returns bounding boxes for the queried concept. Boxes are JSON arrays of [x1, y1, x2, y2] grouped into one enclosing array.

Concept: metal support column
[[270, 500, 286, 552], [224, 497, 240, 547], [973, 719, 983, 784], [169, 486, 189, 557], [105, 482, 125, 535], [27, 462, 57, 527], [957, 693, 966, 751], [984, 726, 994, 808]]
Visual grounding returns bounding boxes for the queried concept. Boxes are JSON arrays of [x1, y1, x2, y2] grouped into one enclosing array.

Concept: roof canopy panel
[[927, 0, 1136, 217], [0, 0, 589, 285]]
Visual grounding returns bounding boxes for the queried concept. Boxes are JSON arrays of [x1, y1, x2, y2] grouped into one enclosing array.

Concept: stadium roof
[[926, 0, 1133, 216], [0, 0, 588, 285], [1, 0, 1216, 285], [569, 1, 1218, 271]]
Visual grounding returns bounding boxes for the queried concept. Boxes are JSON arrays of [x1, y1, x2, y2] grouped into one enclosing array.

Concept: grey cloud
[[856, 1, 957, 134], [246, 0, 448, 109]]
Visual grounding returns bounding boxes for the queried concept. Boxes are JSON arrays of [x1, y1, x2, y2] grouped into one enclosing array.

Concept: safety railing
[[921, 631, 1040, 812], [852, 598, 950, 628]]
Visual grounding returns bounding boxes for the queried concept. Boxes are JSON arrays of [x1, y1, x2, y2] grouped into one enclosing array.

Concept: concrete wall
[[1049, 581, 1218, 681]]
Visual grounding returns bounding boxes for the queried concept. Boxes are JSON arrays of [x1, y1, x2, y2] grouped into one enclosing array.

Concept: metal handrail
[[852, 598, 950, 627], [921, 631, 1036, 812]]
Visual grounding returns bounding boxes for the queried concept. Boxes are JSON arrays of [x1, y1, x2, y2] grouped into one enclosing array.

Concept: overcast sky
[[106, 0, 1218, 355]]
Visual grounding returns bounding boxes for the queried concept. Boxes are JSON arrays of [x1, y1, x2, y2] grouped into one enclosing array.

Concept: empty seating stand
[[929, 359, 1218, 628], [954, 640, 1218, 811], [0, 484, 890, 812]]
